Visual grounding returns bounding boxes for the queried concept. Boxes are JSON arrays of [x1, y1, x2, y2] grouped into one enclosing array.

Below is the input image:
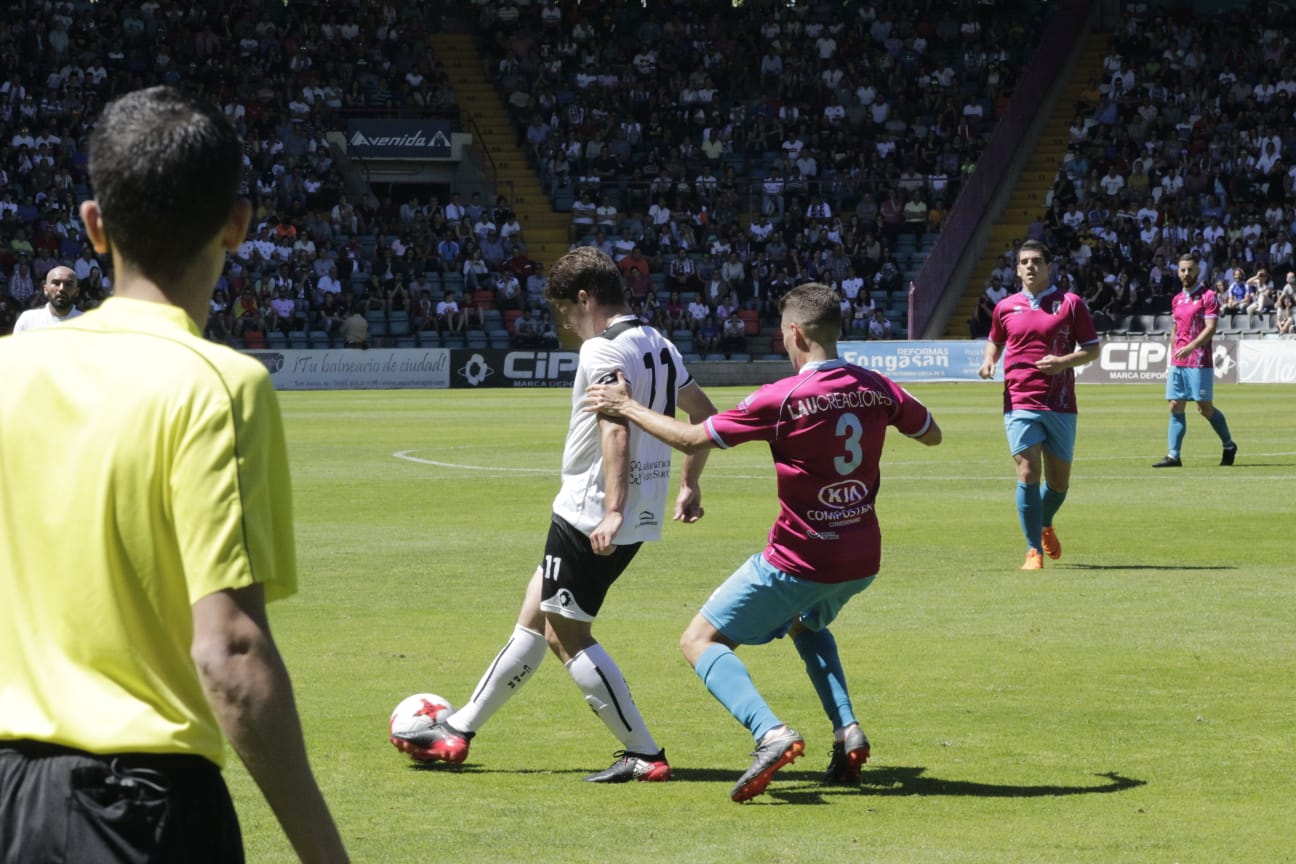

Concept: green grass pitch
[[227, 382, 1295, 863]]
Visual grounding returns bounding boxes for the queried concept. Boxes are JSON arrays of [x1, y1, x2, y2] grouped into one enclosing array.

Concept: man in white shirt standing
[[12, 266, 82, 333]]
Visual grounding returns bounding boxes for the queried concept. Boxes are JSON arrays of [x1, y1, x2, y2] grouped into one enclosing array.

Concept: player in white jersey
[[12, 266, 83, 333], [585, 282, 942, 801], [392, 247, 716, 782], [550, 310, 690, 549]]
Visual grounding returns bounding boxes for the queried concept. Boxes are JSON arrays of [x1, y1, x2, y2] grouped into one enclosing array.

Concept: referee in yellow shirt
[[0, 87, 347, 863]]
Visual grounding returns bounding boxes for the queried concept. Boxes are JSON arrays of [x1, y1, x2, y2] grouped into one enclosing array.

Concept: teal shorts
[[700, 552, 875, 645], [1004, 410, 1077, 462], [1166, 366, 1213, 402]]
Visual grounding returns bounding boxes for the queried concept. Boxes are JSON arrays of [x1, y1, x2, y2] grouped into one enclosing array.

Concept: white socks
[[565, 643, 660, 755], [449, 625, 547, 733], [447, 627, 660, 756]]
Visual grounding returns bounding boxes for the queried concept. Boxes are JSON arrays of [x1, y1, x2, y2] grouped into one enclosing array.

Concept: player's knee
[[542, 623, 571, 660], [679, 627, 707, 666]]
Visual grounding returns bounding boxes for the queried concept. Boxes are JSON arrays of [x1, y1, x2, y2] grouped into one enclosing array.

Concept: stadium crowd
[[973, 0, 1296, 336], [1, 0, 463, 343], [481, 0, 1044, 342], [2, 0, 1294, 347]]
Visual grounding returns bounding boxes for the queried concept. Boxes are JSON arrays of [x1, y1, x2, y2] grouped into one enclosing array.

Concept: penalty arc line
[[395, 451, 1295, 482], [392, 449, 774, 480], [394, 450, 551, 473]]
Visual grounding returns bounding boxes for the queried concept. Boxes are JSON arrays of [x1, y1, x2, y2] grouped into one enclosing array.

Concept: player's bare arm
[[915, 418, 943, 447], [1037, 342, 1100, 375], [590, 414, 629, 555], [979, 341, 1003, 379], [586, 371, 716, 454], [674, 380, 717, 523]]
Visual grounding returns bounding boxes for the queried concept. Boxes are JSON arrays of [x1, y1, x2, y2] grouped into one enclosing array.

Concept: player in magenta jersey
[[979, 240, 1101, 571], [584, 282, 942, 802], [1152, 252, 1237, 468]]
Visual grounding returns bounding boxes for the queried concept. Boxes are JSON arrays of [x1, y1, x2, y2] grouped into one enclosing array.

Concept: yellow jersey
[[0, 297, 296, 764]]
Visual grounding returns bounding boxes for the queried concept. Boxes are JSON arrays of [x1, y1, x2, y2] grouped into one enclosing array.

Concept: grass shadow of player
[[1060, 563, 1234, 572], [757, 768, 1144, 805]]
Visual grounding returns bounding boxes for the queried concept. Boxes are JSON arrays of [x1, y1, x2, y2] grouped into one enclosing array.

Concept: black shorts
[[0, 740, 243, 864], [538, 515, 642, 622]]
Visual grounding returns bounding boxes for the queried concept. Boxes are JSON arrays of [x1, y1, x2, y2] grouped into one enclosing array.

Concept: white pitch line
[[395, 450, 1293, 483], [393, 449, 774, 479], [393, 450, 551, 473]]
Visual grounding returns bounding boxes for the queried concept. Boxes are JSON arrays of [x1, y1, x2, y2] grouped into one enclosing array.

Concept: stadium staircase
[[942, 31, 1111, 338], [430, 33, 570, 270]]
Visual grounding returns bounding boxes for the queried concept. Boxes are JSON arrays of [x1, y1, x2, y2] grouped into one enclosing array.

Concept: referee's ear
[[79, 199, 110, 255]]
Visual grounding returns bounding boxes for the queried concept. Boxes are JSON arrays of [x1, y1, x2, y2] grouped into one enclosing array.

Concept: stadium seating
[[8, 0, 1287, 351]]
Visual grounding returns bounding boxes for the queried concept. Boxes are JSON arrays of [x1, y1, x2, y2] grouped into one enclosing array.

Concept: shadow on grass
[[758, 768, 1144, 805], [404, 762, 1144, 806], [407, 762, 588, 776], [1060, 563, 1234, 571]]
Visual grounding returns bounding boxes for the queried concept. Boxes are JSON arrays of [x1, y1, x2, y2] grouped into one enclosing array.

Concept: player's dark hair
[[545, 246, 626, 307], [1017, 239, 1052, 264], [88, 86, 242, 284], [780, 281, 841, 342], [1178, 251, 1200, 264]]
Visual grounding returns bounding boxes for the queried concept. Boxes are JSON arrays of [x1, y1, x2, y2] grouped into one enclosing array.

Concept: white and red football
[[388, 692, 453, 738]]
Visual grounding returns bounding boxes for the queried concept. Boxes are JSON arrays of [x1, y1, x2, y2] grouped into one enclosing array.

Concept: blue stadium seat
[[389, 310, 410, 336]]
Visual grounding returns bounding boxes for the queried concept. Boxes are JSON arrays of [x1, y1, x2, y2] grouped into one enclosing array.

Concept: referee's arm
[[192, 585, 349, 863]]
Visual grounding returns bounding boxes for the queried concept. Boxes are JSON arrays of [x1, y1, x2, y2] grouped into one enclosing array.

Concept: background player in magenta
[[1153, 252, 1237, 468], [979, 240, 1100, 571], [585, 282, 942, 803]]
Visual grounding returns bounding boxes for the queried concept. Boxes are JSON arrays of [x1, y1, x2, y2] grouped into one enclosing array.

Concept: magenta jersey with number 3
[[988, 287, 1100, 414], [1171, 285, 1217, 368], [703, 359, 933, 583]]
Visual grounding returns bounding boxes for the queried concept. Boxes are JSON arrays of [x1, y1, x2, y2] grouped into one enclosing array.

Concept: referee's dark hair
[[88, 86, 242, 285]]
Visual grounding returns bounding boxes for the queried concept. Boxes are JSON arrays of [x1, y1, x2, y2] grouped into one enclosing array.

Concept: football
[[388, 692, 454, 738]]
